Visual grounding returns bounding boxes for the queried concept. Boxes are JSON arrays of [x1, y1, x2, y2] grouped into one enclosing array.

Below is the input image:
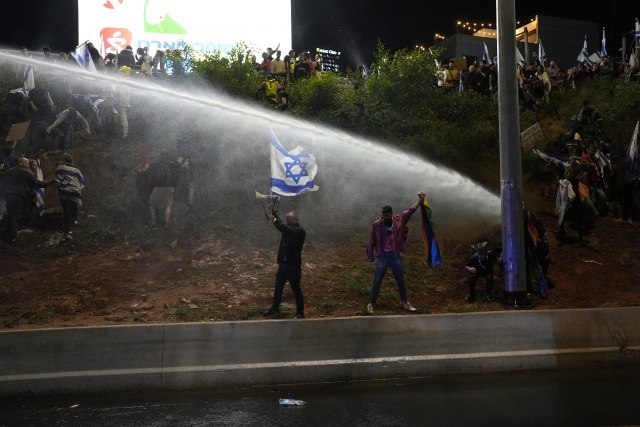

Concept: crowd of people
[[2, 41, 639, 314]]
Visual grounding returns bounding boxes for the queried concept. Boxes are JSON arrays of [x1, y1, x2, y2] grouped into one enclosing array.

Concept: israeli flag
[[538, 39, 547, 66], [629, 121, 639, 171], [600, 28, 607, 57], [34, 163, 45, 217], [71, 42, 97, 73], [482, 43, 493, 65], [636, 17, 640, 37], [270, 130, 319, 196], [532, 149, 571, 168], [577, 36, 592, 65]]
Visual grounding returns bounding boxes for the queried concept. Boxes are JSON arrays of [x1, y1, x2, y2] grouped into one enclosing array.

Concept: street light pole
[[496, 0, 530, 307]]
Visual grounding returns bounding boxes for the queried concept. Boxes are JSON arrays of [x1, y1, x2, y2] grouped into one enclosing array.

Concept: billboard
[[78, 0, 292, 58]]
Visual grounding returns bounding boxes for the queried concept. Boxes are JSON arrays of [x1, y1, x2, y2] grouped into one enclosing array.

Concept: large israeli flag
[[71, 42, 97, 73], [270, 130, 319, 196], [636, 17, 640, 37]]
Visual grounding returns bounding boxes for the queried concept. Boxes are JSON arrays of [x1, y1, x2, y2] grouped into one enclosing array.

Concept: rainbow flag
[[419, 197, 442, 267]]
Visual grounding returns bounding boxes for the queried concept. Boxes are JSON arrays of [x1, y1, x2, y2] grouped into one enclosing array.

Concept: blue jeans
[[370, 252, 407, 304]]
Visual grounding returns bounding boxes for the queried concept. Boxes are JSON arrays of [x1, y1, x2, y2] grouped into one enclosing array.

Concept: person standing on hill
[[2, 157, 55, 243], [147, 149, 178, 228], [55, 153, 85, 240], [365, 192, 425, 314], [264, 208, 306, 319]]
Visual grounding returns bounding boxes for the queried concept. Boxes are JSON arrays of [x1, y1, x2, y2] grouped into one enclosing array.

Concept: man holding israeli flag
[[71, 41, 97, 73], [270, 130, 319, 196]]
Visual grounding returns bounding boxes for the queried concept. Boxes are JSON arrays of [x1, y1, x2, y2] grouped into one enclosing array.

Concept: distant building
[[435, 15, 599, 70], [315, 47, 341, 73]]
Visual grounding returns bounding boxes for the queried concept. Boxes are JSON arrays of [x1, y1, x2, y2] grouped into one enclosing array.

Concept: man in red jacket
[[366, 192, 425, 314]]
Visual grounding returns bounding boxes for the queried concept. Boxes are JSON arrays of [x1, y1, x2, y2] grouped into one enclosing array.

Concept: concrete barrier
[[1, 307, 640, 395]]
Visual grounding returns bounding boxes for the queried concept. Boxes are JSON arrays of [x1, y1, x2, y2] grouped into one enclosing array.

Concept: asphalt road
[[3, 367, 640, 426]]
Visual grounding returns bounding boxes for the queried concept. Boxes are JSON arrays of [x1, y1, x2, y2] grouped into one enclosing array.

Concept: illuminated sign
[[78, 0, 292, 57]]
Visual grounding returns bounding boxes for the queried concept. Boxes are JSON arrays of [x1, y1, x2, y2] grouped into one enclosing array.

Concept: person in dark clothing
[[263, 208, 306, 318], [2, 157, 54, 243], [117, 46, 136, 69], [147, 149, 178, 227], [465, 241, 497, 303]]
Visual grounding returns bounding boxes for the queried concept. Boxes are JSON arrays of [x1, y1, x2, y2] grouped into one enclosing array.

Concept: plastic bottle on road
[[279, 398, 305, 406]]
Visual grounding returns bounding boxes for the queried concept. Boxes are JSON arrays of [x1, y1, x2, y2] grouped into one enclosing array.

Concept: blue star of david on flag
[[284, 157, 309, 184], [270, 129, 319, 196]]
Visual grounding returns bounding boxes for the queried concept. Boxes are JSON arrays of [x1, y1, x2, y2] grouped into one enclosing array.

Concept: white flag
[[270, 130, 319, 196], [629, 121, 639, 171], [482, 43, 493, 65]]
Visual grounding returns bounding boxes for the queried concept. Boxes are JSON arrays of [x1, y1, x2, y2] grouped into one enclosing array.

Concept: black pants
[[3, 193, 25, 241], [271, 264, 304, 316], [469, 273, 493, 298], [60, 198, 78, 233]]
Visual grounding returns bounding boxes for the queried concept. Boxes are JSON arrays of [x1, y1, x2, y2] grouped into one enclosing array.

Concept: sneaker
[[485, 294, 494, 303], [401, 302, 416, 312], [366, 303, 374, 314], [295, 314, 305, 319], [263, 308, 279, 317]]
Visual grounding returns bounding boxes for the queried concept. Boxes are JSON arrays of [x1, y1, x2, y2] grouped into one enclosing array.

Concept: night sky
[[0, 0, 636, 69]]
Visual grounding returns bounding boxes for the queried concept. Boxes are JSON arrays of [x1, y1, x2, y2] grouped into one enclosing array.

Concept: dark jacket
[[4, 165, 53, 198], [273, 216, 306, 267]]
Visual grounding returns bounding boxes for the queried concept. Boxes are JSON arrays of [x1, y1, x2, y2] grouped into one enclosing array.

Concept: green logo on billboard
[[144, 0, 187, 34]]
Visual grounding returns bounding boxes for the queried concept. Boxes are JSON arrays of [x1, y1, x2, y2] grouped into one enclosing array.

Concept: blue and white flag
[[71, 42, 97, 73], [600, 28, 607, 57], [628, 121, 639, 171], [538, 39, 547, 66], [482, 43, 493, 65], [34, 163, 45, 217], [516, 47, 526, 67], [577, 36, 592, 65], [270, 130, 319, 196], [636, 17, 640, 37], [532, 149, 571, 168]]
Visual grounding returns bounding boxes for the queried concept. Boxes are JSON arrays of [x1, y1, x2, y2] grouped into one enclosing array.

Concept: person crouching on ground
[[264, 208, 306, 319], [365, 192, 425, 314], [55, 153, 85, 241]]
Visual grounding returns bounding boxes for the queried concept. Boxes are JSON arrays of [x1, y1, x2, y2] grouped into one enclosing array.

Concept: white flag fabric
[[71, 42, 97, 73], [270, 130, 319, 196], [636, 17, 640, 37], [600, 29, 607, 57], [516, 47, 526, 67], [628, 121, 639, 171], [577, 36, 592, 65], [482, 43, 493, 65], [538, 39, 547, 66], [22, 64, 35, 94], [630, 52, 637, 68], [35, 163, 45, 217], [588, 52, 602, 64]]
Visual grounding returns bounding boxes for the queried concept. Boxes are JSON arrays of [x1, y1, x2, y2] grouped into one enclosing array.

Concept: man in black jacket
[[264, 208, 306, 318], [2, 157, 54, 243]]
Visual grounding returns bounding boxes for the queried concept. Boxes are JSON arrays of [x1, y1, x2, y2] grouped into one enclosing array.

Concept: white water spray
[[0, 51, 501, 231]]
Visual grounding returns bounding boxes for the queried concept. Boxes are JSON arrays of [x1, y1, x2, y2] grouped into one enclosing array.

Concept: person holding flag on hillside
[[262, 130, 317, 319], [366, 192, 427, 314]]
